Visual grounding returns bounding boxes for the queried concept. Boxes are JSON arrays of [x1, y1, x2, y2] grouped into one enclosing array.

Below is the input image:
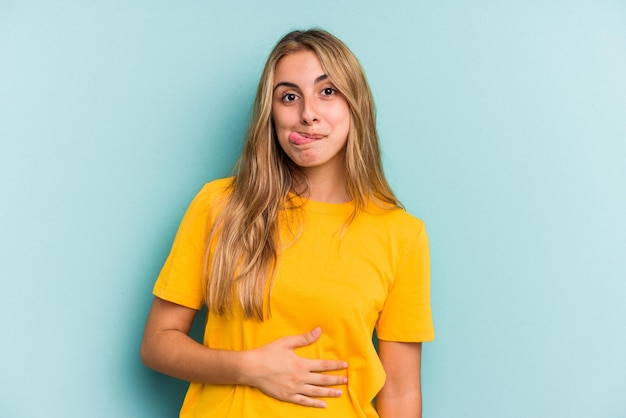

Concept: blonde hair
[[205, 29, 401, 320]]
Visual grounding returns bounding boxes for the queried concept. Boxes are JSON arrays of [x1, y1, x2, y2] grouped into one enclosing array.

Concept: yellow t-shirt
[[153, 178, 434, 417]]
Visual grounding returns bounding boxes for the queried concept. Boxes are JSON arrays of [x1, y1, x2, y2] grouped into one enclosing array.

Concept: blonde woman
[[141, 29, 434, 417]]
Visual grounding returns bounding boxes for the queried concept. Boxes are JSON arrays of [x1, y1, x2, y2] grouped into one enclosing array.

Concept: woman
[[141, 29, 434, 417]]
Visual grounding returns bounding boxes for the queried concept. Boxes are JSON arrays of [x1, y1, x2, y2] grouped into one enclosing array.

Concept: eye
[[321, 87, 337, 96], [281, 93, 298, 103]]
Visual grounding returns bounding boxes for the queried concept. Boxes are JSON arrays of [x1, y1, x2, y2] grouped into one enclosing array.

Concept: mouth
[[288, 132, 324, 145]]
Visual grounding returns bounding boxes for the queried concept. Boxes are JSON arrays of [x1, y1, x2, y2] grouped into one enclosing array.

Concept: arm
[[376, 340, 423, 418], [140, 297, 347, 408]]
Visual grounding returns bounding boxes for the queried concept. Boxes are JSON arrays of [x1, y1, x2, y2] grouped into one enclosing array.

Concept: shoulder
[[199, 177, 234, 198], [351, 205, 428, 257], [364, 202, 426, 236], [185, 177, 234, 221], [193, 177, 234, 205], [388, 208, 425, 231]]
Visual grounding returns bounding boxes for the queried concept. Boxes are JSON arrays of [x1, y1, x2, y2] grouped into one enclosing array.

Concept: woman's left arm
[[376, 340, 423, 418]]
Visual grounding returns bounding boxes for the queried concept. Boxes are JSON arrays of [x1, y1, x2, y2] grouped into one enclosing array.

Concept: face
[[272, 50, 351, 176]]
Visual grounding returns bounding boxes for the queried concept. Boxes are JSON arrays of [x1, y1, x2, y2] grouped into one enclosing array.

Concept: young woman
[[141, 29, 434, 417]]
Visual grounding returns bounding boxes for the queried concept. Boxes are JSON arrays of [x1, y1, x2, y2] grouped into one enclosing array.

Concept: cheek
[[273, 108, 298, 131], [332, 104, 351, 133], [271, 102, 285, 122]]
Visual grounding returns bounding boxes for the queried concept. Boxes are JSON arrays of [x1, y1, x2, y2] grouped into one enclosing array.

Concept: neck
[[293, 165, 350, 203]]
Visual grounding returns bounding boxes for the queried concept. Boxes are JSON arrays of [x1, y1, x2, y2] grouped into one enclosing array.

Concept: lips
[[288, 132, 324, 145]]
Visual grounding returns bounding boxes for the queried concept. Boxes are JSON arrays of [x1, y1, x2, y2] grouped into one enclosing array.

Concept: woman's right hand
[[142, 299, 347, 408], [241, 327, 349, 408]]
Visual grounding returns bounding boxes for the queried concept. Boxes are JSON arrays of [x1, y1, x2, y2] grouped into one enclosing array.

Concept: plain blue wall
[[1, 1, 625, 416]]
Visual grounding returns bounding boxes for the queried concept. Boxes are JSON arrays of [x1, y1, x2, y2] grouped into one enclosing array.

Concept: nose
[[300, 97, 319, 125]]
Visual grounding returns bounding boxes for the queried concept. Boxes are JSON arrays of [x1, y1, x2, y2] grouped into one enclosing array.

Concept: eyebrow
[[273, 74, 329, 92]]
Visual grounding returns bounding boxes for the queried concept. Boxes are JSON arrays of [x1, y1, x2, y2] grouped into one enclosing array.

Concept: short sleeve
[[376, 223, 434, 342], [152, 183, 221, 310]]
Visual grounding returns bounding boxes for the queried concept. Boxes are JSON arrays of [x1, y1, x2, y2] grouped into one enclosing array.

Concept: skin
[[376, 341, 423, 417], [141, 298, 347, 408], [272, 50, 351, 203], [142, 50, 424, 416], [272, 51, 424, 415]]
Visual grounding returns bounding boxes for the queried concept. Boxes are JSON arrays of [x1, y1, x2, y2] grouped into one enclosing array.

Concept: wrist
[[235, 349, 256, 387]]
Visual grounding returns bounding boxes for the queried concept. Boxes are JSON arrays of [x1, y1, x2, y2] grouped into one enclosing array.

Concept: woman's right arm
[[140, 297, 348, 408]]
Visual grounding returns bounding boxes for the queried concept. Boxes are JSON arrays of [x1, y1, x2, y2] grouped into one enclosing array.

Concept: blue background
[[1, 1, 625, 416]]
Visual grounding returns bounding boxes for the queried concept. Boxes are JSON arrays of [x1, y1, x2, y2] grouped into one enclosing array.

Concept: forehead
[[273, 50, 326, 84]]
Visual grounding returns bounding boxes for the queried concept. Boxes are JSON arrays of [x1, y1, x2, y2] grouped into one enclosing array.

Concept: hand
[[242, 327, 348, 408]]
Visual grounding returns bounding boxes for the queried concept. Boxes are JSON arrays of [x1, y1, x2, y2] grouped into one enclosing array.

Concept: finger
[[307, 371, 349, 387], [300, 384, 344, 399], [308, 359, 349, 372], [285, 327, 322, 349], [290, 393, 328, 408]]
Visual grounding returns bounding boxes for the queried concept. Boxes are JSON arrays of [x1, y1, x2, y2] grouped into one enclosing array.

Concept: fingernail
[[319, 401, 327, 408], [343, 361, 349, 368], [336, 389, 343, 396]]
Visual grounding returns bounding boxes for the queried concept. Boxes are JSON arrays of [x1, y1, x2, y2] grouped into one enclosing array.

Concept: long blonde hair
[[205, 29, 401, 320]]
